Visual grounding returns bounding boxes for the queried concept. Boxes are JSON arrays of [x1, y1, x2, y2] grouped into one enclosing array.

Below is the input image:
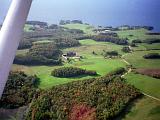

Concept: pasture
[[124, 50, 160, 68], [122, 97, 160, 120], [63, 23, 95, 35], [13, 39, 127, 89], [116, 29, 160, 42]]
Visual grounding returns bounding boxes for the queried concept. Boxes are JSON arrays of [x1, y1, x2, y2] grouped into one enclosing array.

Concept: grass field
[[13, 25, 160, 119], [16, 49, 29, 55], [122, 97, 160, 120], [116, 29, 160, 42], [125, 72, 160, 99], [12, 58, 126, 89], [65, 39, 125, 55], [33, 40, 52, 44], [63, 23, 95, 35], [141, 43, 160, 50], [14, 39, 127, 89], [124, 50, 160, 68], [24, 24, 33, 32]]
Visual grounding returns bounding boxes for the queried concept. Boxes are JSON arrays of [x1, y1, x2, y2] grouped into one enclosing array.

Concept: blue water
[[0, 0, 160, 31]]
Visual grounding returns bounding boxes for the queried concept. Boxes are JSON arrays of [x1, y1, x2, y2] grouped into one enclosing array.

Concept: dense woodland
[[54, 38, 80, 48], [51, 67, 97, 78], [18, 38, 32, 49], [143, 53, 160, 59], [26, 68, 141, 120], [59, 20, 83, 25], [0, 71, 39, 109], [92, 34, 128, 45], [18, 26, 84, 50], [144, 38, 160, 44], [14, 43, 62, 65], [26, 21, 48, 27], [103, 51, 120, 58]]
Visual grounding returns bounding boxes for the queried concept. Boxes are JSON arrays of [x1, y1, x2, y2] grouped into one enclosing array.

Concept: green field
[[63, 23, 95, 35], [125, 72, 160, 98], [124, 50, 160, 68], [24, 24, 33, 32], [141, 43, 160, 50], [16, 49, 29, 55], [33, 40, 52, 44], [65, 39, 125, 55], [116, 29, 160, 42], [122, 97, 160, 120], [17, 58, 125, 89], [120, 30, 160, 120], [15, 24, 160, 119], [14, 39, 127, 89]]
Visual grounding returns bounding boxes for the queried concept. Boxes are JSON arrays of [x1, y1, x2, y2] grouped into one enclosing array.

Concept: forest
[[14, 43, 62, 65], [0, 71, 39, 109], [92, 34, 128, 45], [26, 70, 141, 120]]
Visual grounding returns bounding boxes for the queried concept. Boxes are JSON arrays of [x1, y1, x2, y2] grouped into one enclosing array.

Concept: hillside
[[1, 22, 160, 120]]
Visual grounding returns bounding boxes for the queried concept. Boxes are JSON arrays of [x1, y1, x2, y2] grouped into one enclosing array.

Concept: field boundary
[[142, 92, 160, 102]]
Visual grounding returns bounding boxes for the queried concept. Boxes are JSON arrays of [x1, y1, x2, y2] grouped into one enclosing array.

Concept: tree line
[[92, 34, 129, 45], [51, 67, 97, 78], [143, 53, 160, 59], [0, 71, 39, 109], [14, 43, 62, 65]]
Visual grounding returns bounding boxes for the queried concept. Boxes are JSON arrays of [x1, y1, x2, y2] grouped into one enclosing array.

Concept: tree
[[143, 53, 160, 59], [104, 51, 119, 58]]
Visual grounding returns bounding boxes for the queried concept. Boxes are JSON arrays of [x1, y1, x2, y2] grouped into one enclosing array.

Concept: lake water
[[0, 0, 160, 31]]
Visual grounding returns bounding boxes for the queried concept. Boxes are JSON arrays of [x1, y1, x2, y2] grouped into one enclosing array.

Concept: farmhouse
[[93, 28, 111, 34], [62, 52, 81, 61]]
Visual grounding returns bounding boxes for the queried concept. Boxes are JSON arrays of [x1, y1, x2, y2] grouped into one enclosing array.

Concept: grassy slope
[[125, 72, 160, 98], [66, 39, 124, 55], [24, 24, 33, 32], [63, 23, 95, 35], [122, 97, 160, 120], [124, 50, 160, 69], [12, 25, 160, 119], [116, 29, 160, 42], [117, 29, 160, 119], [16, 49, 29, 55], [13, 39, 126, 89], [21, 59, 125, 89]]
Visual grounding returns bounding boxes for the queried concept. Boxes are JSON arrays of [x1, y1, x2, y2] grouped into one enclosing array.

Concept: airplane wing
[[0, 0, 32, 98]]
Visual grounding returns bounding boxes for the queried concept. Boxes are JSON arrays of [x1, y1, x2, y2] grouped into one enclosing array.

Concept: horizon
[[0, 0, 160, 30]]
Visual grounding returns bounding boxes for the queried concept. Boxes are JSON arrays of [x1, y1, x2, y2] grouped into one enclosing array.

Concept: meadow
[[124, 50, 160, 68], [118, 27, 160, 120], [125, 73, 160, 98], [116, 29, 160, 42], [13, 39, 127, 89], [63, 23, 95, 35], [122, 97, 160, 120], [10, 23, 160, 119]]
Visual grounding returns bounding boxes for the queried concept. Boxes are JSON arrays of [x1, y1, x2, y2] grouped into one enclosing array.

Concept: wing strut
[[0, 0, 32, 98]]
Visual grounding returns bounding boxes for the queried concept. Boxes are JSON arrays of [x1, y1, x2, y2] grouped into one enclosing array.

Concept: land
[[1, 21, 160, 120]]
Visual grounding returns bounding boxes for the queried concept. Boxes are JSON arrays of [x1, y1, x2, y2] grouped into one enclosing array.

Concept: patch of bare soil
[[135, 69, 160, 79]]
